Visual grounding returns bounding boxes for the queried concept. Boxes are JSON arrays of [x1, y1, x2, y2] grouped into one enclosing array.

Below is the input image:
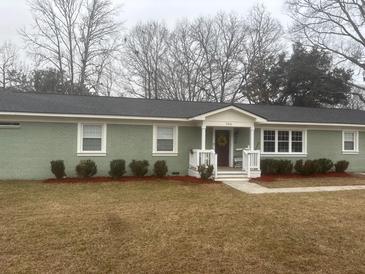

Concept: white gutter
[[0, 112, 189, 122], [1, 112, 365, 128], [258, 121, 365, 128]]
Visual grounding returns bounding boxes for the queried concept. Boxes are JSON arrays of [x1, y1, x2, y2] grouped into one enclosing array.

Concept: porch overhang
[[189, 105, 267, 126]]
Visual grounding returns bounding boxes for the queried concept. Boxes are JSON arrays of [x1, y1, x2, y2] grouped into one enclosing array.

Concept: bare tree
[[55, 0, 82, 91], [121, 6, 284, 103], [122, 21, 169, 99], [287, 0, 365, 103], [88, 49, 122, 96], [0, 42, 17, 89], [245, 4, 284, 103], [20, 0, 71, 89], [77, 0, 122, 88], [190, 13, 250, 102], [161, 20, 206, 101], [20, 0, 122, 95]]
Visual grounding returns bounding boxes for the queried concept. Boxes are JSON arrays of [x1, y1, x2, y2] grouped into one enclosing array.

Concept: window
[[292, 131, 303, 152], [262, 129, 306, 154], [342, 131, 358, 153], [278, 131, 289, 152], [263, 130, 275, 152], [153, 125, 178, 155], [78, 123, 106, 155]]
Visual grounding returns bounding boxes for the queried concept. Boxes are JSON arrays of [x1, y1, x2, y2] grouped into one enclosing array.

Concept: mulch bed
[[44, 176, 219, 184], [251, 172, 354, 182]]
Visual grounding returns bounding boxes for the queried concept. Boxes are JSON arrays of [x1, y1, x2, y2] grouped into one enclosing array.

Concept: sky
[[0, 0, 290, 46]]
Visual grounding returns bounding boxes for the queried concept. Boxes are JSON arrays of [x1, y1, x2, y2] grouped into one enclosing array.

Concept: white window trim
[[77, 123, 107, 156], [260, 128, 308, 156], [152, 125, 178, 156], [342, 130, 359, 154]]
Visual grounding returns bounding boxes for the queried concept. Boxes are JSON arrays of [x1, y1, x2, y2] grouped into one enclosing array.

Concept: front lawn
[[1, 180, 365, 273], [256, 176, 365, 188]]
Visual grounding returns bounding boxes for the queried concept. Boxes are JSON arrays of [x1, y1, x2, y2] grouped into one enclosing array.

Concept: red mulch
[[44, 176, 219, 184], [251, 172, 353, 182]]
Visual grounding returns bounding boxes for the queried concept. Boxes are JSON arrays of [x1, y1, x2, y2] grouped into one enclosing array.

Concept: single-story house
[[0, 91, 365, 180]]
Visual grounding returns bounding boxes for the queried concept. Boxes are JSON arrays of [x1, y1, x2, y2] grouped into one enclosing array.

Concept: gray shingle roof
[[0, 91, 229, 118], [1, 91, 365, 125], [238, 104, 365, 125]]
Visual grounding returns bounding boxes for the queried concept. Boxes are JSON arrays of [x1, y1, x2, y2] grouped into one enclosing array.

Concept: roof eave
[[0, 111, 190, 121], [258, 121, 365, 128]]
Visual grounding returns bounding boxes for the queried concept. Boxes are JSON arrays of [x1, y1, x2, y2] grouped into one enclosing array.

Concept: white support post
[[250, 126, 255, 150], [201, 124, 206, 150], [247, 154, 251, 178], [214, 153, 218, 179]]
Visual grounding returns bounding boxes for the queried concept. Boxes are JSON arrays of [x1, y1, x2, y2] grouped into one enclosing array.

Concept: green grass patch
[[1, 180, 365, 273]]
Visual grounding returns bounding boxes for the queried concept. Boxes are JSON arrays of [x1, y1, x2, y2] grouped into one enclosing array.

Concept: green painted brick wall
[[307, 130, 365, 171], [258, 129, 365, 172], [1, 123, 365, 180], [0, 122, 201, 180], [234, 128, 250, 158], [206, 127, 213, 149]]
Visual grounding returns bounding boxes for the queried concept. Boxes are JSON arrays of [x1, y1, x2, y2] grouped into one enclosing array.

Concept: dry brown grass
[[1, 180, 365, 273], [258, 176, 365, 188]]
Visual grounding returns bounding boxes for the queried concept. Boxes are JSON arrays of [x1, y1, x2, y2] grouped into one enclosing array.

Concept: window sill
[[342, 151, 359, 155], [77, 152, 107, 157], [152, 152, 178, 157]]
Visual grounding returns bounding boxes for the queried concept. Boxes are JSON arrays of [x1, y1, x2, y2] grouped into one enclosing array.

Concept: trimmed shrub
[[277, 160, 293, 174], [295, 159, 319, 176], [261, 159, 279, 175], [261, 159, 293, 175], [294, 159, 304, 174], [198, 165, 214, 180], [153, 160, 168, 177], [129, 160, 149, 176], [335, 160, 350, 173], [309, 160, 321, 175], [109, 160, 126, 179], [317, 158, 334, 173], [50, 160, 66, 179], [76, 160, 97, 178]]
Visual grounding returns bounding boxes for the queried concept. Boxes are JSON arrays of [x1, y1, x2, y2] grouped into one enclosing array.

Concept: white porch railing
[[189, 149, 260, 179], [189, 149, 218, 178], [242, 150, 261, 178]]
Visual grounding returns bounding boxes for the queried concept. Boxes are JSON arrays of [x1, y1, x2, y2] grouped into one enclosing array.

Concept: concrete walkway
[[223, 181, 365, 194]]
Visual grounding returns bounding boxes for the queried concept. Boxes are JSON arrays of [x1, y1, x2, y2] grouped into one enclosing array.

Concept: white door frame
[[213, 127, 234, 167]]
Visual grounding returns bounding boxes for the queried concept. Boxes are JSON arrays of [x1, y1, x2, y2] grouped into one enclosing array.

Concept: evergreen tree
[[283, 43, 352, 107]]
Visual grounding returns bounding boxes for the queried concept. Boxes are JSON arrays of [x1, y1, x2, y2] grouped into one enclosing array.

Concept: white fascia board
[[258, 121, 365, 128], [0, 112, 188, 122], [2, 111, 365, 128]]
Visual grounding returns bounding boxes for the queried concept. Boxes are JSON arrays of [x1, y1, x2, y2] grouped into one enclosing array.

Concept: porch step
[[216, 173, 247, 178], [216, 177, 249, 181], [217, 170, 247, 175], [218, 178, 249, 182], [215, 171, 248, 181]]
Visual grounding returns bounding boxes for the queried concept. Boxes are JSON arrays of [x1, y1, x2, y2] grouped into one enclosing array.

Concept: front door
[[215, 130, 230, 167]]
